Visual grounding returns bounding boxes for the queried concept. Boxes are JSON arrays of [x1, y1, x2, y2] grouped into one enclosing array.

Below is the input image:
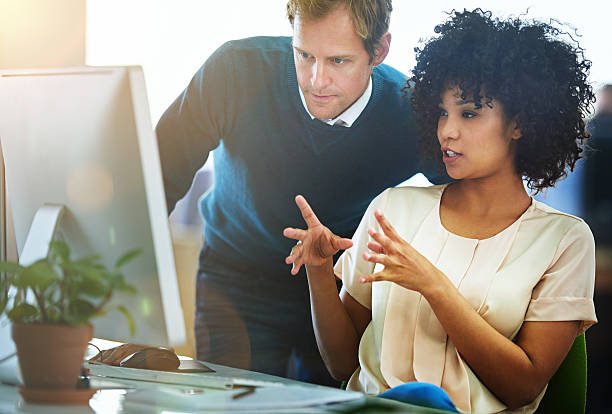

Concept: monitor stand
[[18, 203, 65, 266], [0, 203, 65, 385]]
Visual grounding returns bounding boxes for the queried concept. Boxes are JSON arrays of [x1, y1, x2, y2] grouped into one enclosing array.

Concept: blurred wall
[[0, 0, 85, 69], [0, 0, 86, 263]]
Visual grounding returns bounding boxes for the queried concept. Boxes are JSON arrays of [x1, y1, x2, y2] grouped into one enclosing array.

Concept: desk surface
[[0, 360, 451, 414]]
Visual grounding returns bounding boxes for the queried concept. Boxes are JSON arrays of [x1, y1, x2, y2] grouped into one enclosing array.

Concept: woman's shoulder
[[529, 199, 594, 243], [368, 184, 446, 219], [383, 184, 446, 202]]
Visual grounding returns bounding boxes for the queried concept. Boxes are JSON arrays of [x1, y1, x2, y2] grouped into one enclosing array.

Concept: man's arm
[[156, 43, 235, 212], [156, 100, 212, 213]]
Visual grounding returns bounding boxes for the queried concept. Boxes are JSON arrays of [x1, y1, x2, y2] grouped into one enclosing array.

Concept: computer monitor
[[0, 66, 186, 349]]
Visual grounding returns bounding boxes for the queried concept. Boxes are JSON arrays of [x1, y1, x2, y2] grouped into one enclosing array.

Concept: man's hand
[[283, 195, 353, 275]]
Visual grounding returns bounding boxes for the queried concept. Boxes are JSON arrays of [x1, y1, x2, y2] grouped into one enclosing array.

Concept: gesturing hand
[[283, 195, 353, 275], [360, 209, 443, 294]]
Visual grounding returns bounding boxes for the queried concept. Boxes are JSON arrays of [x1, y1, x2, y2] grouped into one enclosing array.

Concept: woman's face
[[437, 87, 521, 182]]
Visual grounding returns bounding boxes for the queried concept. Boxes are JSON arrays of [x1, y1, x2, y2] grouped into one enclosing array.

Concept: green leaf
[[16, 261, 60, 290], [63, 261, 100, 276], [76, 275, 109, 298], [114, 305, 136, 337], [7, 303, 39, 322], [114, 249, 142, 269], [0, 262, 23, 275], [75, 254, 101, 265], [45, 306, 60, 323], [66, 299, 96, 324], [104, 272, 137, 295], [49, 240, 70, 262]]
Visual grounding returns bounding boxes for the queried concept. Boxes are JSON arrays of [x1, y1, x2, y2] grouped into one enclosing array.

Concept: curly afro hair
[[408, 9, 595, 193]]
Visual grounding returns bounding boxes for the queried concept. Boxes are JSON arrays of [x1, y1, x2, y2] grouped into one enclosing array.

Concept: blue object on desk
[[379, 382, 459, 412]]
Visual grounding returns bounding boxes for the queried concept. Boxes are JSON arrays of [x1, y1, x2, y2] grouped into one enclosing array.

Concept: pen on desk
[[232, 385, 256, 399]]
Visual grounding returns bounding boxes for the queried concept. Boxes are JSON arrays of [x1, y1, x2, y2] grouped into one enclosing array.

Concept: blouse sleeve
[[333, 189, 390, 309], [525, 219, 597, 334]]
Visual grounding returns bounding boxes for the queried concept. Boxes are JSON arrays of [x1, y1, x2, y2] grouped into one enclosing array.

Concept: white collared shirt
[[298, 76, 372, 127]]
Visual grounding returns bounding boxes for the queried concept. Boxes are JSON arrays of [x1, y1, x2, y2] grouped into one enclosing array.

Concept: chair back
[[535, 333, 587, 414]]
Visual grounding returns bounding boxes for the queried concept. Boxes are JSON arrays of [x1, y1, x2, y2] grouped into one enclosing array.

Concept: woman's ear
[[509, 117, 522, 140]]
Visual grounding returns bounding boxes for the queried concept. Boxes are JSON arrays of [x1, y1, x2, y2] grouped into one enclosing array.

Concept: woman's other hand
[[360, 209, 444, 295], [283, 195, 353, 275]]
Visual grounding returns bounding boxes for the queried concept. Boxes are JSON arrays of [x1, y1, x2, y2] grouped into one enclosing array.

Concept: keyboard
[[86, 361, 287, 390]]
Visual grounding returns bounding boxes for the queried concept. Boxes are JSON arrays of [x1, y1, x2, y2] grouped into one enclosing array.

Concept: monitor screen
[[0, 66, 186, 348]]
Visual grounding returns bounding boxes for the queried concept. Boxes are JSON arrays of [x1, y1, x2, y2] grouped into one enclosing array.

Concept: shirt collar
[[298, 76, 372, 127]]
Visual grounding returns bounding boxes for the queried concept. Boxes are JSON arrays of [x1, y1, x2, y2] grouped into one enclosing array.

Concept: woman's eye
[[462, 111, 476, 118], [439, 109, 448, 117]]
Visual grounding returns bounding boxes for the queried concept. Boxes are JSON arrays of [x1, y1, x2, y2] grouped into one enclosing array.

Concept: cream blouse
[[334, 185, 597, 413]]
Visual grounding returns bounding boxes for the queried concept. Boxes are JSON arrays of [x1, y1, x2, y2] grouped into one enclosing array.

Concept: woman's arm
[[283, 195, 371, 380], [425, 276, 579, 409], [306, 262, 371, 380], [362, 209, 580, 409]]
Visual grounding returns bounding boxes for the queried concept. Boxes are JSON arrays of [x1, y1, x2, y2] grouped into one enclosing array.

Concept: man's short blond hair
[[286, 0, 392, 62]]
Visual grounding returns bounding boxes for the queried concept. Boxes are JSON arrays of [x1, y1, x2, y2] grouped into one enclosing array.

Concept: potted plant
[[0, 239, 140, 399]]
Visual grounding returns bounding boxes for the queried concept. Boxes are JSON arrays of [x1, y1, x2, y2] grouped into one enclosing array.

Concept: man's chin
[[307, 107, 341, 121]]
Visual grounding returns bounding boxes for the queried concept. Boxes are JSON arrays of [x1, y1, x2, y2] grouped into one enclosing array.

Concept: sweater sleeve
[[156, 41, 235, 212]]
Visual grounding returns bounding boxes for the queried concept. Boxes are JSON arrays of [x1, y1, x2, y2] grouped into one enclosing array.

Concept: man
[[155, 0, 443, 385]]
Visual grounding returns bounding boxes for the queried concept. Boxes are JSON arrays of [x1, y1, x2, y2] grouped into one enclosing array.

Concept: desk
[[0, 360, 451, 414]]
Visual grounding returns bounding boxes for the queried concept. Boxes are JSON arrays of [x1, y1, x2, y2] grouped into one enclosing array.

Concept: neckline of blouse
[[434, 183, 535, 243]]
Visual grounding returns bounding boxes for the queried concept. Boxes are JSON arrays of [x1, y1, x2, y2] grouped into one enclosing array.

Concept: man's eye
[[333, 58, 345, 64], [300, 52, 311, 59]]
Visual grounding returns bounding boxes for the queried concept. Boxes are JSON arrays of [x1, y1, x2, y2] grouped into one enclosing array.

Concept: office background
[[1, 0, 610, 411]]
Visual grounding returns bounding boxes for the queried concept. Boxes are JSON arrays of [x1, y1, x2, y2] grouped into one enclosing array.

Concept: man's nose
[[311, 60, 331, 91]]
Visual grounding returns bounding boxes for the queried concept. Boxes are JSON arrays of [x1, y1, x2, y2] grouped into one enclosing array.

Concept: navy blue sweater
[[156, 36, 443, 276]]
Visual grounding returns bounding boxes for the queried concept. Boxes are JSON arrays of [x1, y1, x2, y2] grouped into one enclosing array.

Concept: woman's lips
[[442, 149, 462, 163]]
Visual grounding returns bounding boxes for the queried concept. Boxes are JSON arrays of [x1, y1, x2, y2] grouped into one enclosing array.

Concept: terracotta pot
[[11, 323, 93, 389]]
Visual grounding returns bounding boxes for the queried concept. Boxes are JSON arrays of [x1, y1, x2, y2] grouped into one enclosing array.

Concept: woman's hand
[[360, 209, 444, 294], [283, 195, 353, 275]]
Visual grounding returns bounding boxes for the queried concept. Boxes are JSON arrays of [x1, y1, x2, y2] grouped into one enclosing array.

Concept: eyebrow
[[292, 46, 354, 60], [454, 99, 476, 106]]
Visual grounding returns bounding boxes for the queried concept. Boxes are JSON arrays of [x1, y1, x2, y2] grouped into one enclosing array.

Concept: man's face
[[292, 6, 382, 120]]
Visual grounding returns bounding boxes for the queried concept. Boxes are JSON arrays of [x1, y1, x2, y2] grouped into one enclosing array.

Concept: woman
[[283, 9, 597, 413]]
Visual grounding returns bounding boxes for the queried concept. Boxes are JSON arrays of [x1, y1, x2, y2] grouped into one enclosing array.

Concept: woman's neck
[[448, 174, 530, 216], [440, 173, 532, 239]]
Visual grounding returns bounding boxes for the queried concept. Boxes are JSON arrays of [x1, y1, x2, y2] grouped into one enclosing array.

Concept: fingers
[[368, 227, 393, 251], [283, 227, 307, 241], [286, 240, 303, 275], [367, 241, 385, 254], [362, 251, 389, 266], [295, 195, 321, 228], [331, 235, 353, 251], [359, 272, 387, 284], [374, 209, 400, 240]]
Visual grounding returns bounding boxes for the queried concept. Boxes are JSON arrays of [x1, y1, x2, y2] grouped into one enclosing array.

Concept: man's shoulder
[[369, 63, 410, 110], [372, 63, 408, 87], [218, 36, 292, 56]]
